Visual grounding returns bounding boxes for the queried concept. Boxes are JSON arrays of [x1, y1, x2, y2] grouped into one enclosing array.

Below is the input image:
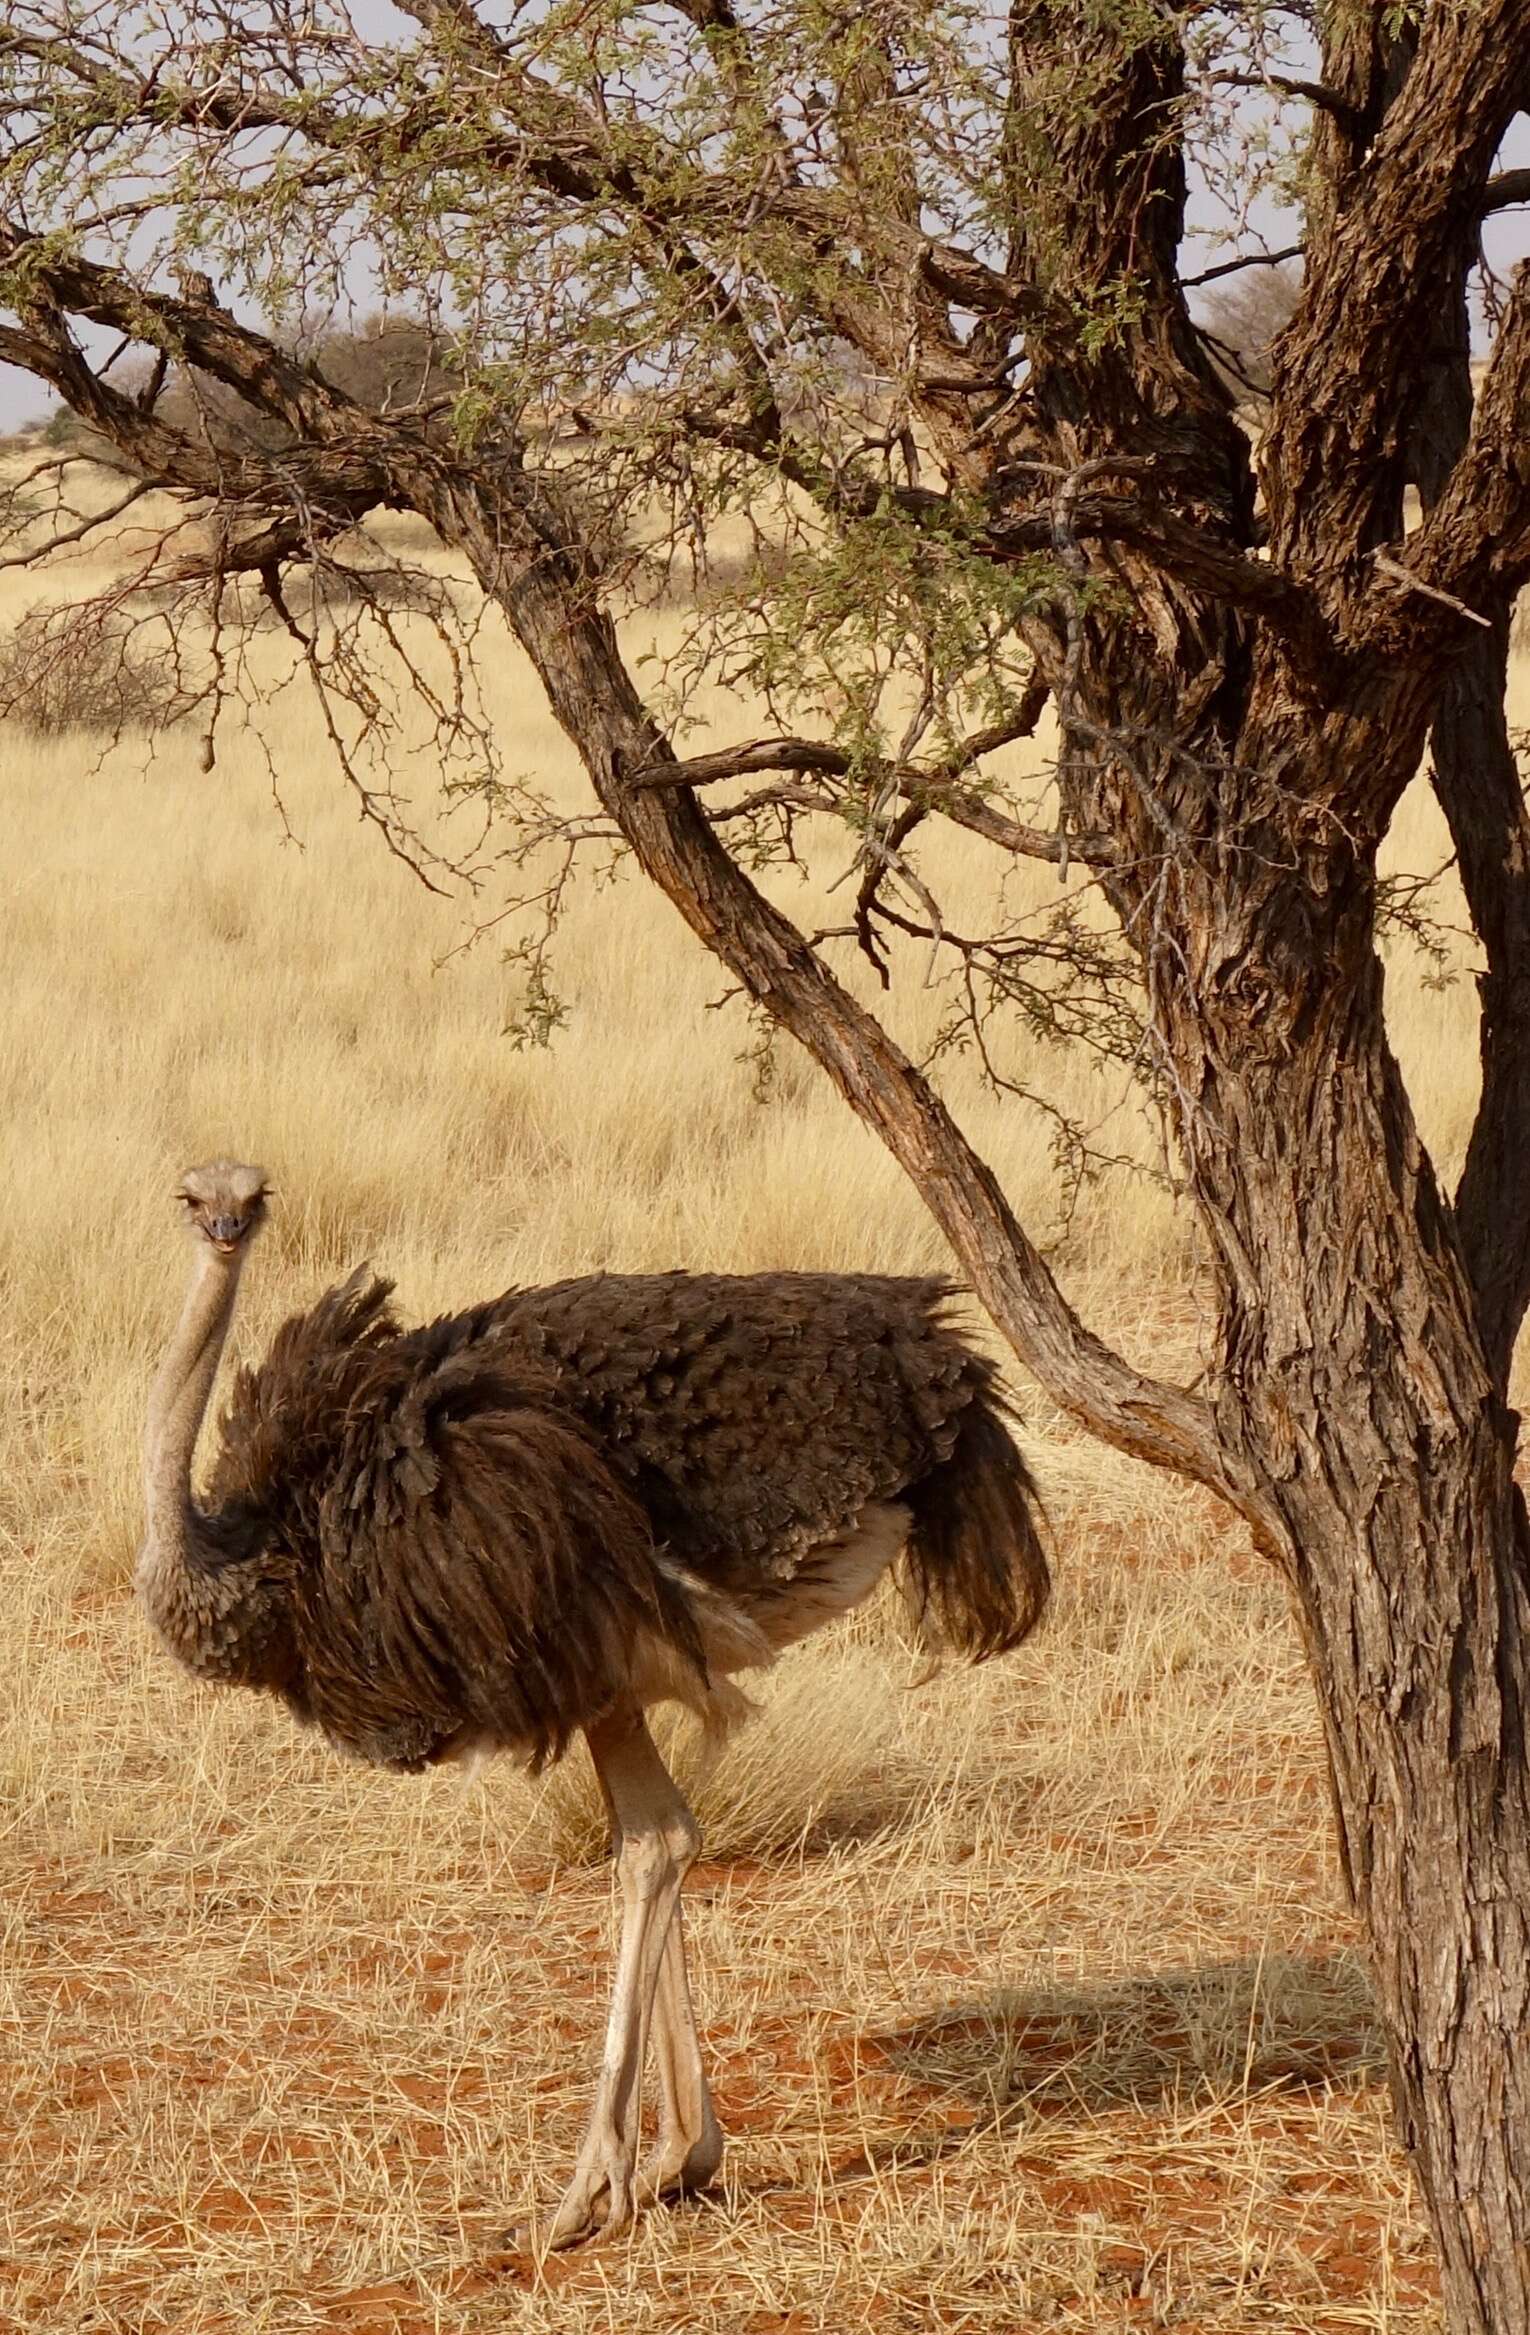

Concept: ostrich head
[[176, 1160, 270, 1257]]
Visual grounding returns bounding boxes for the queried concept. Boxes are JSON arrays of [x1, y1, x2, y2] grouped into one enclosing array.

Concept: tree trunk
[[1321, 1456, 1530, 2335], [1311, 1420, 1530, 2335], [1191, 914, 1530, 2335]]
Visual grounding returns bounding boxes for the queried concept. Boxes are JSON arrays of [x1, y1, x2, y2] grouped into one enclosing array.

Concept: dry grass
[[4, 477, 1523, 2332]]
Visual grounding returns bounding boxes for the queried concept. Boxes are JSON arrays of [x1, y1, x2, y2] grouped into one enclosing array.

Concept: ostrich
[[139, 1160, 1049, 2247]]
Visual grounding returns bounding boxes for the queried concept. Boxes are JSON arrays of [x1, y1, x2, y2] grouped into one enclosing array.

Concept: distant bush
[[1195, 261, 1302, 399], [0, 416, 53, 456], [142, 312, 460, 454], [0, 605, 199, 735]]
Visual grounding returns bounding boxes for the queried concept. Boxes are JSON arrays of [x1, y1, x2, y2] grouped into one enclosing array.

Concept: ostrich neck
[[137, 1239, 293, 1694], [141, 1242, 245, 1581]]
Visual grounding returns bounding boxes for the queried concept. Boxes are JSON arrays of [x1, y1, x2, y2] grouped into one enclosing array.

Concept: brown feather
[[489, 1271, 1047, 1653], [210, 1271, 702, 1770], [199, 1267, 1047, 1772]]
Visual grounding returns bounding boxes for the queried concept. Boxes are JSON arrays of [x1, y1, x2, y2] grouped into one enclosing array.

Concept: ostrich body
[[140, 1162, 1049, 2245]]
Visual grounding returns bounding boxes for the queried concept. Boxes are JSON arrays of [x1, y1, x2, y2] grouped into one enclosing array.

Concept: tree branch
[[0, 235, 404, 632], [633, 687, 1117, 871], [1480, 167, 1530, 217], [671, 405, 950, 531], [1211, 71, 1361, 123], [0, 221, 395, 477], [1400, 263, 1530, 623], [12, 22, 1037, 422], [989, 488, 1331, 669], [638, 738, 852, 789], [1180, 244, 1303, 292], [1406, 256, 1530, 1390], [0, 477, 153, 571], [1263, 0, 1530, 610], [409, 463, 1260, 1516]]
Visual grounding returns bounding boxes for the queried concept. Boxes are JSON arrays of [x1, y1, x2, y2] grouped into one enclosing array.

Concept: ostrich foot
[[635, 2109, 724, 2208], [511, 2129, 635, 2250], [507, 2122, 721, 2253], [508, 2107, 723, 2250]]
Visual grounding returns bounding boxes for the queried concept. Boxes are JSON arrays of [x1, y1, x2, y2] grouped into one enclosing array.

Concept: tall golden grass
[[2, 477, 1520, 2329]]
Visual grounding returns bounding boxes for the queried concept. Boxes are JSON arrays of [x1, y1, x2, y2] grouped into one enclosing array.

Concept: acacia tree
[[4, 0, 1530, 2322]]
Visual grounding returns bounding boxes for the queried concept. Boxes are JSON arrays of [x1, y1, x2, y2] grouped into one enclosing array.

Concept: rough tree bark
[[5, 0, 1530, 2321]]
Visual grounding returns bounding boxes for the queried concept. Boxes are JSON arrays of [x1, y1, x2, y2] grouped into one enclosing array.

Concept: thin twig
[[1372, 551, 1492, 628]]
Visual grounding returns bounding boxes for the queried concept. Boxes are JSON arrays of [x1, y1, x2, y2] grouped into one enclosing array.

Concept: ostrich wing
[[208, 1273, 703, 1771], [490, 1271, 990, 1585]]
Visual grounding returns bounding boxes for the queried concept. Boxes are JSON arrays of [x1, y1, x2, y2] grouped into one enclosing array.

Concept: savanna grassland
[[3, 464, 1524, 2334]]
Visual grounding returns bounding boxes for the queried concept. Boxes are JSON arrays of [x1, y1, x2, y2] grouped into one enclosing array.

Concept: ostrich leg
[[585, 1725, 723, 2212], [634, 1904, 724, 2207], [543, 1707, 709, 2246]]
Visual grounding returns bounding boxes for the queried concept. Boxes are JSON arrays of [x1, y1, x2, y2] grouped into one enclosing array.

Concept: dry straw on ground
[[3, 475, 1522, 2332]]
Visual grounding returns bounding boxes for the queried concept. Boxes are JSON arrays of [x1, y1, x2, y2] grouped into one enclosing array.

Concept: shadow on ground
[[884, 1947, 1384, 2119], [783, 1948, 1387, 2192]]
